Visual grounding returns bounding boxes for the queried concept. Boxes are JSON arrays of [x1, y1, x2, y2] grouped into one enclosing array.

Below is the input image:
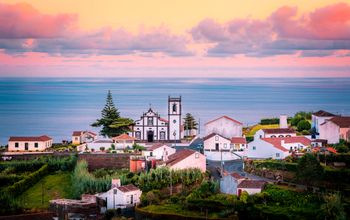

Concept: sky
[[0, 0, 350, 77]]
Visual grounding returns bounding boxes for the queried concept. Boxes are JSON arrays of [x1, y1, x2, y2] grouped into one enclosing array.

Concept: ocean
[[1, 77, 350, 145]]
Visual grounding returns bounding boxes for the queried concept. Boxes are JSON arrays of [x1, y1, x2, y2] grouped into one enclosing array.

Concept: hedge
[[260, 118, 279, 125], [5, 164, 49, 197], [0, 174, 23, 187], [323, 168, 350, 183], [254, 160, 298, 172], [318, 153, 350, 166]]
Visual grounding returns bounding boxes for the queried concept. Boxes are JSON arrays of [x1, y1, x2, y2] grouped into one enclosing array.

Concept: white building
[[237, 180, 266, 196], [165, 149, 206, 172], [319, 116, 350, 144], [247, 136, 311, 159], [205, 116, 243, 139], [142, 143, 176, 160], [112, 133, 136, 149], [72, 131, 97, 145], [130, 96, 183, 142], [254, 128, 296, 139], [203, 133, 241, 161], [312, 110, 336, 134], [85, 139, 113, 152], [8, 135, 53, 152], [231, 137, 247, 151], [98, 183, 142, 209]]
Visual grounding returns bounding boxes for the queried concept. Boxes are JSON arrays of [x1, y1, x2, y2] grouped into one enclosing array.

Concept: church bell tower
[[168, 96, 181, 142]]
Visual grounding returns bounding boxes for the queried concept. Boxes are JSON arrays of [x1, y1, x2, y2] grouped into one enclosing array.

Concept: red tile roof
[[112, 133, 136, 141], [230, 172, 245, 179], [231, 137, 247, 144], [159, 118, 168, 123], [237, 180, 266, 189], [312, 147, 337, 154], [9, 135, 52, 142], [72, 131, 83, 136], [261, 136, 311, 152], [328, 116, 350, 128], [262, 128, 296, 134], [313, 110, 335, 117], [166, 149, 197, 167], [205, 116, 242, 125], [117, 184, 140, 193]]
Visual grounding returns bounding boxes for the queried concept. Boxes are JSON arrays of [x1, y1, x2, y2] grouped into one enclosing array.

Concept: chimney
[[280, 115, 288, 129], [111, 179, 121, 188]]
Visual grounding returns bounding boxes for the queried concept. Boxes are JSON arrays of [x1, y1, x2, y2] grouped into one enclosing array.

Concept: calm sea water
[[0, 77, 350, 145]]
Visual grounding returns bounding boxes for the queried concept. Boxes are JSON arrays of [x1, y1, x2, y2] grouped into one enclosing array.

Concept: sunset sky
[[1, 0, 350, 77]]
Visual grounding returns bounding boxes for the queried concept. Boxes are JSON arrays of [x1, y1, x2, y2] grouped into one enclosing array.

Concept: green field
[[18, 171, 73, 210], [244, 124, 280, 137]]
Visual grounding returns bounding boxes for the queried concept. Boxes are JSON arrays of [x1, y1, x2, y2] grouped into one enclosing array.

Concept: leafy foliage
[[183, 113, 198, 131], [297, 119, 311, 132], [320, 193, 346, 220], [297, 154, 323, 185], [260, 118, 279, 125], [91, 90, 133, 137]]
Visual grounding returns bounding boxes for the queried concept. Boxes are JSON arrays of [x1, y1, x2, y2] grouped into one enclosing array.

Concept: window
[[276, 153, 280, 157], [271, 135, 276, 138], [286, 135, 291, 137], [148, 117, 153, 126], [278, 135, 284, 138], [173, 119, 176, 124], [75, 137, 78, 141], [195, 153, 199, 158], [150, 152, 153, 156], [215, 136, 219, 141], [35, 143, 38, 148], [224, 143, 227, 148], [172, 103, 177, 112], [135, 131, 141, 139], [252, 146, 256, 150], [160, 131, 166, 140], [15, 142, 19, 148]]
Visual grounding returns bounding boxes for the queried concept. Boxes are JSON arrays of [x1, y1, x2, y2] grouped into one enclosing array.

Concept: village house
[[231, 137, 247, 151], [319, 116, 350, 144], [220, 172, 245, 195], [254, 128, 296, 139], [205, 116, 243, 139], [97, 181, 142, 209], [112, 133, 136, 149], [164, 149, 206, 172], [312, 110, 336, 134], [142, 143, 176, 160], [8, 135, 53, 151], [237, 180, 266, 196], [72, 131, 97, 145], [203, 133, 241, 161], [247, 136, 311, 159], [84, 139, 113, 152]]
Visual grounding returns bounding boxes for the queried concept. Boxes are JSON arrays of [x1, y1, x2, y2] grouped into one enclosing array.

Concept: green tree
[[297, 154, 323, 186], [297, 119, 311, 132], [183, 113, 198, 132], [320, 193, 346, 220], [91, 90, 133, 137], [291, 116, 303, 126]]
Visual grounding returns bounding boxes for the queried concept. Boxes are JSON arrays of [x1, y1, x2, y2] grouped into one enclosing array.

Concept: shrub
[[297, 154, 323, 186], [260, 118, 279, 125], [297, 120, 311, 132]]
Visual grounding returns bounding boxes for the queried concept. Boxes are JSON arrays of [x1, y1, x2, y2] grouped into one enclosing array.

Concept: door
[[147, 131, 154, 142], [130, 195, 133, 204], [25, 143, 29, 150], [215, 143, 219, 151]]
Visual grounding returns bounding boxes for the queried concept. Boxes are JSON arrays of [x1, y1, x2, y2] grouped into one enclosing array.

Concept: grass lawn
[[244, 124, 280, 136], [140, 204, 222, 219], [18, 171, 74, 210]]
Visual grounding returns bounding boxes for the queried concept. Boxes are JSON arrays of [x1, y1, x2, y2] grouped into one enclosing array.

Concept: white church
[[129, 96, 183, 142]]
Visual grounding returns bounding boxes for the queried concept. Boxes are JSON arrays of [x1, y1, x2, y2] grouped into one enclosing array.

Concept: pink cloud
[[0, 3, 77, 39]]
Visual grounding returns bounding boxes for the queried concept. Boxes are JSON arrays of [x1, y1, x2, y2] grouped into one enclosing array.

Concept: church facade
[[130, 96, 182, 142]]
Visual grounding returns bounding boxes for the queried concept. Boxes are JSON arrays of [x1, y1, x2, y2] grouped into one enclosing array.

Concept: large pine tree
[[184, 113, 198, 131], [91, 90, 133, 137]]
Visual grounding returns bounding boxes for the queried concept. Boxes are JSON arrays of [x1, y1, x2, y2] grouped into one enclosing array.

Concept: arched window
[[271, 135, 276, 138], [172, 103, 177, 112], [278, 135, 284, 138], [135, 131, 141, 139]]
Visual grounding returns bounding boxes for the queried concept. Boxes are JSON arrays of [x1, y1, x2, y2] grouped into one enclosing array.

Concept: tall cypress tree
[[184, 113, 198, 130], [91, 90, 133, 137]]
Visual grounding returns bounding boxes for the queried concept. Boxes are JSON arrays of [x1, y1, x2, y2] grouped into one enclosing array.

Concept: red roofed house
[[142, 143, 176, 160], [247, 136, 311, 159], [112, 133, 136, 149], [237, 180, 266, 195], [165, 149, 206, 172], [72, 131, 97, 145], [220, 172, 245, 195], [8, 135, 53, 151], [320, 116, 350, 144], [312, 110, 336, 134], [205, 116, 243, 139], [203, 133, 243, 161], [231, 137, 247, 151], [97, 181, 141, 209]]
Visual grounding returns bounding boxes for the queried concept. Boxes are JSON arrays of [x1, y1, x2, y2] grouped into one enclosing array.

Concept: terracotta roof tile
[[148, 143, 170, 151], [230, 172, 245, 179], [9, 135, 52, 142], [117, 184, 140, 193], [328, 116, 350, 128], [231, 137, 247, 144], [261, 136, 311, 152], [166, 149, 197, 167], [205, 116, 242, 125], [262, 128, 296, 134], [237, 180, 266, 189], [313, 110, 335, 117], [112, 133, 136, 141], [203, 133, 230, 141]]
